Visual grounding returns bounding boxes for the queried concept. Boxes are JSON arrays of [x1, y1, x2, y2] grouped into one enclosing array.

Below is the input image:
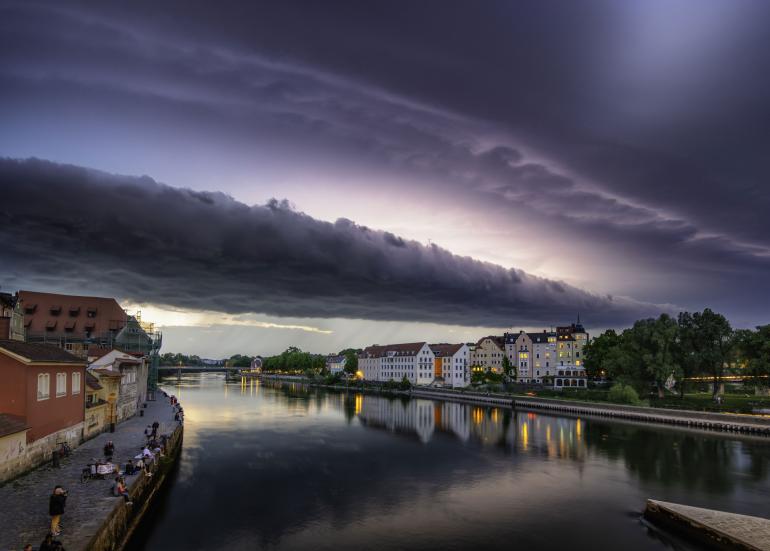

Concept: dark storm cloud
[[2, 1, 770, 324], [0, 158, 669, 326]]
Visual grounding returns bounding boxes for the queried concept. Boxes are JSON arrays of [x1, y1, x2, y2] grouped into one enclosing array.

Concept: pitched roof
[[19, 290, 127, 339], [429, 343, 464, 357], [0, 340, 84, 364], [85, 371, 103, 390], [360, 342, 427, 358], [476, 336, 505, 350], [0, 414, 27, 438], [527, 332, 554, 343], [326, 355, 346, 363], [87, 345, 113, 360]]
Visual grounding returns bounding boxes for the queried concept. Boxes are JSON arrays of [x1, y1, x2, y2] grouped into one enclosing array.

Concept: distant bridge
[[157, 365, 240, 374]]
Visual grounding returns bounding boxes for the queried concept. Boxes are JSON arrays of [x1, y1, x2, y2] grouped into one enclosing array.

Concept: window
[[37, 373, 50, 400], [72, 372, 81, 395], [56, 372, 67, 397]]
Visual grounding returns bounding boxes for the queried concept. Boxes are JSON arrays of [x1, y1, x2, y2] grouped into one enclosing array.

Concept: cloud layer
[[0, 158, 670, 327]]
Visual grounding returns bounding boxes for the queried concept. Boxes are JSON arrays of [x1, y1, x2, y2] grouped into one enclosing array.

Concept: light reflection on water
[[127, 373, 770, 551]]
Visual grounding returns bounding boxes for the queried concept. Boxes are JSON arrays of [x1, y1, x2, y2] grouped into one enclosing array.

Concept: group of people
[[25, 400, 181, 551]]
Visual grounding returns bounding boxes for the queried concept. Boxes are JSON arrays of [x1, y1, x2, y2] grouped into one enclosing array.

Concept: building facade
[[0, 292, 25, 341], [325, 355, 347, 375], [429, 343, 470, 388], [88, 349, 145, 421], [359, 342, 435, 385], [506, 330, 558, 383], [470, 336, 506, 374], [0, 340, 86, 482]]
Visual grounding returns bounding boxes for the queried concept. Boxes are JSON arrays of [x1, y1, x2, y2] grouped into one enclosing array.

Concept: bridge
[[157, 365, 241, 374]]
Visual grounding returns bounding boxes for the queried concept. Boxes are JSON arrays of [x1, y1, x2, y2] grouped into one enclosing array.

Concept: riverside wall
[[85, 421, 183, 551], [258, 374, 770, 436]]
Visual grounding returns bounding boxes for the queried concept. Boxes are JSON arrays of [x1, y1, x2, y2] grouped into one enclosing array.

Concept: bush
[[608, 383, 641, 405]]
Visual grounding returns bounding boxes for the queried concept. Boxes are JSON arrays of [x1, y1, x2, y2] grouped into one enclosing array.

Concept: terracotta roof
[[0, 340, 84, 364], [19, 290, 127, 339], [0, 414, 28, 438], [429, 343, 465, 357], [85, 371, 103, 390]]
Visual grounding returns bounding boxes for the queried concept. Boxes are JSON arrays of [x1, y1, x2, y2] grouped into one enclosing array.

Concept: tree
[[502, 356, 516, 381], [735, 325, 770, 394], [676, 312, 700, 397], [644, 314, 680, 398], [340, 348, 359, 375], [584, 329, 621, 379], [687, 309, 734, 399]]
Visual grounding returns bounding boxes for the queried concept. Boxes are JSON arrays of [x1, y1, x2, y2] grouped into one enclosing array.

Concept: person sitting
[[124, 459, 136, 475], [113, 476, 132, 505]]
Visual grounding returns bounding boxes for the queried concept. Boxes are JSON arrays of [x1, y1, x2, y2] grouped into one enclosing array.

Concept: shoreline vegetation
[[250, 372, 770, 417]]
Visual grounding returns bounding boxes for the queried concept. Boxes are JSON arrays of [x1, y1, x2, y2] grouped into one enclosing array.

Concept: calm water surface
[[127, 374, 770, 551]]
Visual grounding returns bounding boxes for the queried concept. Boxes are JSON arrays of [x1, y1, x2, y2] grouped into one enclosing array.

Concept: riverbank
[[257, 374, 770, 435], [0, 396, 183, 551]]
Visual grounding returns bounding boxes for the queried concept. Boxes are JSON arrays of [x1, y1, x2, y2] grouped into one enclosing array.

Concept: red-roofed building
[[0, 340, 86, 482]]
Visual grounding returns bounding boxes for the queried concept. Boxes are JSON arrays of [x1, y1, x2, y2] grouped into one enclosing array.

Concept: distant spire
[[576, 312, 580, 325]]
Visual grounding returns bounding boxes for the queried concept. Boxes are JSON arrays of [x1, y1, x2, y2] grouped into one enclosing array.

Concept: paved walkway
[[0, 397, 179, 551], [647, 500, 770, 551]]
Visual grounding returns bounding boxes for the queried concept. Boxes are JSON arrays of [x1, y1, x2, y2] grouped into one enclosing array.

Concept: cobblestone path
[[0, 396, 179, 551]]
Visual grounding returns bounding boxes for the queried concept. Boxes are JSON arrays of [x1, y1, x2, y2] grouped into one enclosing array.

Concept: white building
[[325, 354, 347, 375], [88, 349, 146, 421], [505, 330, 557, 383], [429, 343, 470, 388], [359, 342, 435, 385]]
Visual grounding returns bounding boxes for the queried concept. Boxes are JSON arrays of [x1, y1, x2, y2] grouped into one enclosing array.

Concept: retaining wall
[[84, 421, 184, 551]]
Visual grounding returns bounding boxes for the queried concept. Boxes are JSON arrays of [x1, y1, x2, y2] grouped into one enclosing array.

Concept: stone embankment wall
[[0, 421, 86, 484], [85, 422, 184, 551], [258, 374, 770, 436]]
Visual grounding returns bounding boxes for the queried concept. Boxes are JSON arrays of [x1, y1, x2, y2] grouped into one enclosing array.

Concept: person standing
[[49, 486, 67, 536], [151, 420, 159, 438]]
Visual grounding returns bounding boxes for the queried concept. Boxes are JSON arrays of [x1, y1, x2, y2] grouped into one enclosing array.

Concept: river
[[126, 373, 770, 550]]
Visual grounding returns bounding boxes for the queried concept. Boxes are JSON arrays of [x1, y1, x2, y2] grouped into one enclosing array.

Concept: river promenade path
[[0, 398, 178, 551]]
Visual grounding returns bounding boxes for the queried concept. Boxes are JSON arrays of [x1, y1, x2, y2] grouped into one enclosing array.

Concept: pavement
[[0, 396, 179, 551], [646, 499, 770, 551]]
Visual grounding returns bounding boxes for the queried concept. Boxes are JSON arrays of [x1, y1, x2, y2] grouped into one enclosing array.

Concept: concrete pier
[[644, 499, 770, 551]]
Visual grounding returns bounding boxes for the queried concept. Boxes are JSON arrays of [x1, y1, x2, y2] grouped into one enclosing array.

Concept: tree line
[[584, 308, 770, 399]]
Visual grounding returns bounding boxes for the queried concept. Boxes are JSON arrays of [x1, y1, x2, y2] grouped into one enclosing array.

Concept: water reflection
[[128, 374, 770, 551]]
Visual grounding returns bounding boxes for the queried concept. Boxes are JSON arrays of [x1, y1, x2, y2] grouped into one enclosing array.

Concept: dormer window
[[64, 320, 76, 332], [69, 306, 80, 317], [50, 305, 62, 315], [45, 320, 57, 331], [87, 307, 97, 318], [24, 303, 37, 314]]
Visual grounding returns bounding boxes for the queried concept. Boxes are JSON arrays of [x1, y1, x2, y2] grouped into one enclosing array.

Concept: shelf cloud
[[0, 157, 672, 327]]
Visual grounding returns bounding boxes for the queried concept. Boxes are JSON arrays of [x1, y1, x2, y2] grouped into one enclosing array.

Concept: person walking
[[103, 440, 115, 460], [49, 486, 67, 536], [151, 420, 159, 438]]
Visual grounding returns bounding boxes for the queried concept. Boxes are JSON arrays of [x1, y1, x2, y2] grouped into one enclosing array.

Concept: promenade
[[0, 398, 178, 551]]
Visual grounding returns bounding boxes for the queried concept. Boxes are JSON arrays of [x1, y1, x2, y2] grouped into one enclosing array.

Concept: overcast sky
[[1, 1, 769, 357]]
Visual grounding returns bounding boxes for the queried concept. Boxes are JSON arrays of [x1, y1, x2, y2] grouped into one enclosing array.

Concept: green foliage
[[398, 375, 412, 391], [735, 325, 770, 391], [591, 308, 739, 400], [607, 383, 642, 405], [471, 369, 504, 385], [502, 356, 515, 380], [260, 346, 326, 373], [159, 352, 208, 366], [339, 348, 359, 374]]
